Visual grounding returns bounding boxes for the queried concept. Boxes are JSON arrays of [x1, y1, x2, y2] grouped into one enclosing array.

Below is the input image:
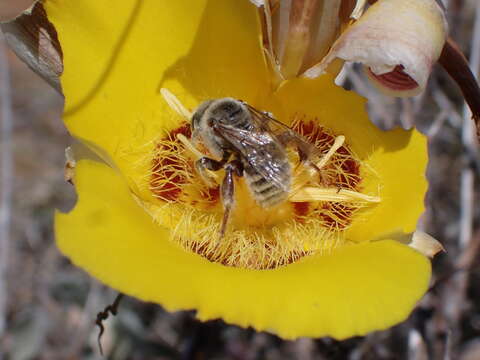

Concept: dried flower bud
[[304, 0, 447, 96], [253, 0, 352, 81]]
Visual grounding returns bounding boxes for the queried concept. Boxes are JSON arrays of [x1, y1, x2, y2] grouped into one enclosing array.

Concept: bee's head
[[192, 98, 249, 132], [210, 98, 248, 126], [191, 100, 213, 131]]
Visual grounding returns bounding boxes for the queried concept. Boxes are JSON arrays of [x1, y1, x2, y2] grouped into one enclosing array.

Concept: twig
[[95, 293, 124, 356], [438, 37, 480, 138], [0, 30, 14, 341]]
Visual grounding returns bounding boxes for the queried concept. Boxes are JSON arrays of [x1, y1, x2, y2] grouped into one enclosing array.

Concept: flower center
[[142, 91, 380, 270]]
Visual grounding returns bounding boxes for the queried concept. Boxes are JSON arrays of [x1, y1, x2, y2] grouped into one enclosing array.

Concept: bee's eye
[[191, 114, 198, 130], [191, 111, 203, 131], [192, 100, 214, 130]]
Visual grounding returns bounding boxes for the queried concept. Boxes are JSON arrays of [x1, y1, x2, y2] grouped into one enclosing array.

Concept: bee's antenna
[[160, 88, 192, 120]]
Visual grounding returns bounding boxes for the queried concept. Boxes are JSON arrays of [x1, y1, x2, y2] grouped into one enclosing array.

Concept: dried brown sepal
[[438, 37, 480, 138], [0, 1, 63, 92]]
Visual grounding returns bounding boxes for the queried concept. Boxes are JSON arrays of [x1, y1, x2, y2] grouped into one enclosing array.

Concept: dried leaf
[[0, 1, 62, 92]]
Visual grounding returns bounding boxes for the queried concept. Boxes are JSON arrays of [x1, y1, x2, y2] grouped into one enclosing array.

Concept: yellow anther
[[293, 134, 346, 190], [160, 88, 192, 120], [316, 135, 345, 169], [176, 133, 202, 160], [289, 187, 380, 203]]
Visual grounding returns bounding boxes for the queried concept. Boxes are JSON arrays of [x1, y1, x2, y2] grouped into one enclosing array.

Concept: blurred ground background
[[0, 0, 479, 359]]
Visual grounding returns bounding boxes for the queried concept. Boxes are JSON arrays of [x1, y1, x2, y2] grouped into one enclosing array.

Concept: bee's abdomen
[[244, 164, 290, 208]]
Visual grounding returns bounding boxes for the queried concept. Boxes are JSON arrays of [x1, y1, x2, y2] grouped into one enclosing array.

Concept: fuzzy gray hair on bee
[[191, 98, 321, 238]]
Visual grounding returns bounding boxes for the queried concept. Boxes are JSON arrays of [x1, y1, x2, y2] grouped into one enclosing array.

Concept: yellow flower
[[44, 0, 441, 339]]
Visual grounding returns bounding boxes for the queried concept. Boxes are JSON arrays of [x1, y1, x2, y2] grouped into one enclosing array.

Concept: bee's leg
[[279, 132, 322, 173], [195, 154, 229, 186], [230, 158, 244, 177], [196, 157, 224, 171], [279, 131, 324, 185], [277, 131, 309, 160], [219, 160, 243, 238]]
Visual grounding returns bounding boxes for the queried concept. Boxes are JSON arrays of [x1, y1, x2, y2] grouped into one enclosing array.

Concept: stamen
[[316, 135, 345, 169], [292, 135, 346, 191], [290, 187, 380, 203], [176, 133, 203, 160], [160, 88, 192, 120]]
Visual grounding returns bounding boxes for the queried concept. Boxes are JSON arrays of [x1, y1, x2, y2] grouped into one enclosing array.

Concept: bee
[[191, 98, 320, 238]]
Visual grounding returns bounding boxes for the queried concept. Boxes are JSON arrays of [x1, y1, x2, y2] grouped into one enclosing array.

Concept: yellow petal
[[44, 0, 269, 165], [304, 0, 447, 96], [57, 158, 431, 339]]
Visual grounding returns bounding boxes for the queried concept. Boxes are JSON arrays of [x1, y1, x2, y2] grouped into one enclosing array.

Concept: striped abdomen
[[244, 160, 291, 208]]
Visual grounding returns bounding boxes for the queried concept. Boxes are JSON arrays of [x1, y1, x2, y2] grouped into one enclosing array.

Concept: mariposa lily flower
[[34, 0, 446, 339]]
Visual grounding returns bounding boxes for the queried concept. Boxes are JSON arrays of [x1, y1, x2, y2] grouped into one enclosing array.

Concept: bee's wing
[[244, 103, 323, 162], [212, 123, 290, 192]]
